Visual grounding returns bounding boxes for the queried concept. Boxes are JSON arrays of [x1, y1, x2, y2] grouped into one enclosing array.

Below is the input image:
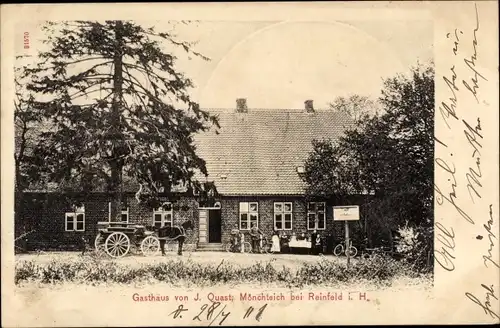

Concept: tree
[[303, 63, 434, 249], [328, 94, 380, 124], [15, 58, 40, 195], [15, 58, 41, 244], [23, 21, 219, 221]]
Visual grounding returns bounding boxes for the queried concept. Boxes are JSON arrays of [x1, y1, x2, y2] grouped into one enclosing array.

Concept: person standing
[[270, 231, 281, 253], [80, 234, 89, 256], [315, 233, 323, 255], [250, 224, 263, 253], [310, 230, 318, 255]]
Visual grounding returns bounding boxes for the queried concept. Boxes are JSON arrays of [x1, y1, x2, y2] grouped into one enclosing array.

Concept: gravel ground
[[16, 251, 355, 271]]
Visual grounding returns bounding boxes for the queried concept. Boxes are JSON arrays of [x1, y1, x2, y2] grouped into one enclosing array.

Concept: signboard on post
[[333, 205, 360, 221], [333, 205, 360, 268]]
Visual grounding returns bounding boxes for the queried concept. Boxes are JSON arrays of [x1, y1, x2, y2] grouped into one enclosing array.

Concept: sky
[[169, 20, 433, 109], [18, 19, 433, 110]]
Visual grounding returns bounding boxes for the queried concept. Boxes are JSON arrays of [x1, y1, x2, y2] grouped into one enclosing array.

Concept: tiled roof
[[194, 108, 354, 195], [21, 108, 353, 195]]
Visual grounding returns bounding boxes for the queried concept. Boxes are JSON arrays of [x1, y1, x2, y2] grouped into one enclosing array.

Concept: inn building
[[16, 99, 366, 251]]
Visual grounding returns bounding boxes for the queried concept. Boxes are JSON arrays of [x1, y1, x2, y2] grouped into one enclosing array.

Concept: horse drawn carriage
[[94, 220, 193, 258]]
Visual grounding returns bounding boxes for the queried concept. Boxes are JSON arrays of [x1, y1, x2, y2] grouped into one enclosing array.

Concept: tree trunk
[[388, 227, 394, 251], [15, 165, 22, 224], [365, 212, 372, 248], [14, 190, 24, 237], [110, 160, 123, 222], [14, 121, 27, 230], [109, 20, 124, 222]]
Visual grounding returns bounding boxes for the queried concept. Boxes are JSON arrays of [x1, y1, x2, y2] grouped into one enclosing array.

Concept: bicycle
[[224, 238, 252, 253], [247, 234, 273, 254], [257, 236, 273, 254], [333, 240, 358, 257]]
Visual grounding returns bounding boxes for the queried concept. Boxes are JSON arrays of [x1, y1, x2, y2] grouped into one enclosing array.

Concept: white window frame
[[307, 202, 326, 231], [65, 205, 85, 232], [274, 202, 293, 230], [153, 202, 173, 228], [108, 202, 129, 222], [239, 202, 259, 230]]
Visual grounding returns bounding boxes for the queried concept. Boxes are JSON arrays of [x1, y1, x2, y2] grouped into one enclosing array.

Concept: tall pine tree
[[24, 21, 218, 221]]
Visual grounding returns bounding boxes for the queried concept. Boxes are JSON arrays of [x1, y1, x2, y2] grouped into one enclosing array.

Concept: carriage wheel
[[94, 233, 106, 254], [105, 232, 130, 258], [141, 236, 160, 256]]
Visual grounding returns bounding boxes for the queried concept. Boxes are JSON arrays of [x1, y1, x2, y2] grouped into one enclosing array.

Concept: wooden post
[[241, 233, 245, 253], [345, 220, 350, 267]]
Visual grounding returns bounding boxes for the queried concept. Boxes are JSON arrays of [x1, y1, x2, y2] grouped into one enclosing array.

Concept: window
[[274, 202, 292, 230], [239, 202, 258, 230], [65, 205, 85, 232], [153, 202, 173, 228], [108, 202, 129, 222], [307, 202, 326, 230]]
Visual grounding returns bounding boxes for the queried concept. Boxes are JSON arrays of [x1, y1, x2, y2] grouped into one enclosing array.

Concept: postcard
[[1, 1, 499, 326]]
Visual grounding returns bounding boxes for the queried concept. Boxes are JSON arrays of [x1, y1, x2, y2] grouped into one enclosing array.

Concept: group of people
[[232, 225, 325, 254], [230, 225, 279, 253]]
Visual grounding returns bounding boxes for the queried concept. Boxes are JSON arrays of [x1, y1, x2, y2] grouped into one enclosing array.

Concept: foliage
[[15, 254, 430, 288], [14, 60, 43, 193], [18, 20, 218, 218], [395, 222, 421, 254], [14, 56, 55, 236], [395, 223, 433, 273], [328, 94, 380, 124], [303, 139, 364, 197], [303, 62, 434, 251]]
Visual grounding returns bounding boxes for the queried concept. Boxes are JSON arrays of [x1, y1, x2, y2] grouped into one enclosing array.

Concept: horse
[[157, 220, 194, 256]]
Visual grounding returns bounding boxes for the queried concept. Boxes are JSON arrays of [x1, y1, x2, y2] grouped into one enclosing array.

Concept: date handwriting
[[243, 303, 268, 322], [170, 301, 267, 325]]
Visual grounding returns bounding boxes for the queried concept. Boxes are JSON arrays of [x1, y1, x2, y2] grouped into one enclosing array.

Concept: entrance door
[[208, 209, 221, 243]]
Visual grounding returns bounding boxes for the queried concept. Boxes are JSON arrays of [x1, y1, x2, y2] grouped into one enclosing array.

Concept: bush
[[15, 253, 429, 288], [395, 222, 433, 273]]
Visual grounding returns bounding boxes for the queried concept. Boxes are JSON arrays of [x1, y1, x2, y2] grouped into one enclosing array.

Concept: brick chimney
[[304, 100, 314, 113], [236, 98, 248, 113]]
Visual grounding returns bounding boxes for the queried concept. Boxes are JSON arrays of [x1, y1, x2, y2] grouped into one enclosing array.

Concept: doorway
[[208, 209, 222, 243]]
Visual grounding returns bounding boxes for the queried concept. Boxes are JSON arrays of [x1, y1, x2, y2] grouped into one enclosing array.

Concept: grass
[[15, 253, 432, 288]]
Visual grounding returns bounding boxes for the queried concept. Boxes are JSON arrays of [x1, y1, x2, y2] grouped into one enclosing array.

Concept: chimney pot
[[305, 100, 314, 113], [236, 98, 248, 113]]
